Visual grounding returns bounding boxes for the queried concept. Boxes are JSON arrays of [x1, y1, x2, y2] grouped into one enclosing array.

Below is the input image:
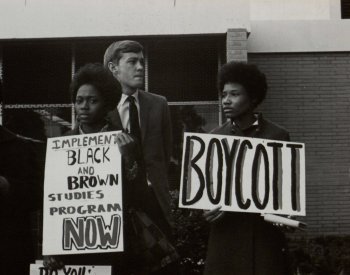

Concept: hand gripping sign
[[43, 131, 123, 255], [179, 133, 305, 216]]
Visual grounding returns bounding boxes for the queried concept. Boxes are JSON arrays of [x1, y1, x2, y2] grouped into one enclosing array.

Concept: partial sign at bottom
[[30, 264, 112, 275]]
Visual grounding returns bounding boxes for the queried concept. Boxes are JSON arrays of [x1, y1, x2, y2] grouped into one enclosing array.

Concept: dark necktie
[[126, 96, 148, 210], [127, 96, 142, 144]]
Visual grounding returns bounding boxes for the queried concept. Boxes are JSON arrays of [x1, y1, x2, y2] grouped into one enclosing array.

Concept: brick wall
[[248, 53, 350, 236]]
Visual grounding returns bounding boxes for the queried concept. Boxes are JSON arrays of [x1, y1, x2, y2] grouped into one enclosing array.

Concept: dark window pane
[[168, 104, 219, 190], [75, 40, 115, 69], [3, 42, 71, 104], [341, 0, 350, 18], [148, 37, 223, 102]]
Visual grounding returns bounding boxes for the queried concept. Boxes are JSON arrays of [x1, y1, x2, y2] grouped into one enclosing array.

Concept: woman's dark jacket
[[204, 116, 291, 275]]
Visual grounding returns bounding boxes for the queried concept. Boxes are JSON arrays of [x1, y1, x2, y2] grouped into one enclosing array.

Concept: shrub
[[170, 190, 210, 274], [289, 236, 350, 274]]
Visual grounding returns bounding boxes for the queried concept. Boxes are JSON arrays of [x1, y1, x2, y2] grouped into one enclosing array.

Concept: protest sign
[[179, 133, 305, 216], [30, 264, 112, 275], [43, 131, 123, 255]]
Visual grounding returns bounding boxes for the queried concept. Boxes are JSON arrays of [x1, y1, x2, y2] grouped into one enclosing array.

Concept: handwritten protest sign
[[179, 133, 305, 216], [43, 131, 123, 255], [30, 264, 112, 275]]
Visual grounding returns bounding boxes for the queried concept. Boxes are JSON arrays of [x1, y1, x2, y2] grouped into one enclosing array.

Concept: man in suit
[[103, 40, 173, 239]]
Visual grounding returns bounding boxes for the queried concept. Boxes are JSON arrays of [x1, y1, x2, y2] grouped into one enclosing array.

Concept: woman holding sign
[[43, 63, 134, 273], [43, 64, 177, 274], [203, 62, 292, 275]]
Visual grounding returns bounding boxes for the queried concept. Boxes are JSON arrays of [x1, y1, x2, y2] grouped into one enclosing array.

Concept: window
[[3, 42, 71, 104], [148, 37, 222, 101], [0, 36, 224, 138], [341, 0, 350, 18]]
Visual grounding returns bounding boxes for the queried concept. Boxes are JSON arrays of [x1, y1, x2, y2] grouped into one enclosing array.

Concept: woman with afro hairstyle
[[203, 62, 291, 275], [43, 63, 146, 274]]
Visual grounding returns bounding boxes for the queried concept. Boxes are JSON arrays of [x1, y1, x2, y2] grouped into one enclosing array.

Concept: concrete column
[[226, 28, 248, 63], [71, 43, 76, 129]]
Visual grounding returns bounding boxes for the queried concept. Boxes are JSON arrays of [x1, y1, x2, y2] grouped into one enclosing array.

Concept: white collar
[[231, 113, 259, 129], [119, 90, 139, 106]]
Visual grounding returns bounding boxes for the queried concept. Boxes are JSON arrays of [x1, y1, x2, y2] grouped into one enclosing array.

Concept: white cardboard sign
[[179, 133, 306, 216], [30, 264, 112, 275], [43, 131, 123, 255]]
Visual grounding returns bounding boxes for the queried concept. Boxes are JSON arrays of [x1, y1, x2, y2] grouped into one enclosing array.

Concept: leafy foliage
[[289, 236, 350, 275], [170, 190, 210, 274]]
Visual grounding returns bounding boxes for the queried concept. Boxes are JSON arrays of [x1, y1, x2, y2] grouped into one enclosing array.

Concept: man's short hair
[[218, 62, 268, 107], [103, 40, 144, 68], [70, 63, 121, 111]]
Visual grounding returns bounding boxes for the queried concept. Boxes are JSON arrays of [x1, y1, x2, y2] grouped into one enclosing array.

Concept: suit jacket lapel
[[138, 90, 150, 142], [107, 92, 149, 141]]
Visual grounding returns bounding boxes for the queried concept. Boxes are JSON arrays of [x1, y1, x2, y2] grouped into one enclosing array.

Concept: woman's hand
[[203, 206, 225, 223], [43, 255, 64, 270]]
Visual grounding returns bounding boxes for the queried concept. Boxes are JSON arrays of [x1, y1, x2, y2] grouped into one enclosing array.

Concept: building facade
[[0, 0, 349, 237]]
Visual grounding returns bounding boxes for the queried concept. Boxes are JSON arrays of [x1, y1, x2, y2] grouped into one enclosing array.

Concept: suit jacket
[[107, 90, 173, 224], [204, 116, 291, 275]]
